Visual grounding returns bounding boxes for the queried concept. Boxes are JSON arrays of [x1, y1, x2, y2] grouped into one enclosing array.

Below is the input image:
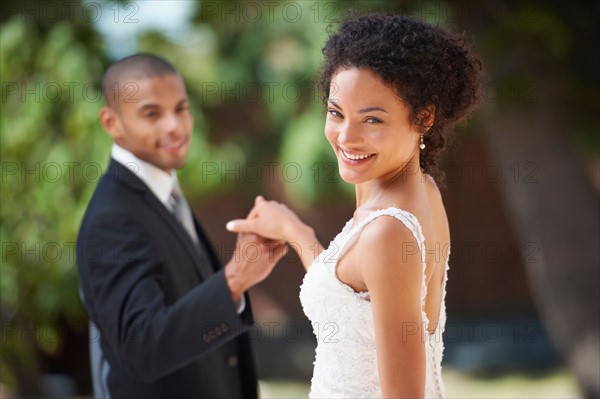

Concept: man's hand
[[224, 199, 289, 302]]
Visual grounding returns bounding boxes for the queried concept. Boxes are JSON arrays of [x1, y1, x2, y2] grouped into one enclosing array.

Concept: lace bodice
[[299, 207, 449, 398]]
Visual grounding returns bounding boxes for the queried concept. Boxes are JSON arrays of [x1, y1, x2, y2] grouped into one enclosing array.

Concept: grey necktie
[[168, 182, 215, 279], [169, 182, 200, 245]]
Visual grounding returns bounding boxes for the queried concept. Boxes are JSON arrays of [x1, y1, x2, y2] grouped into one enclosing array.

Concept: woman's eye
[[328, 109, 342, 118], [145, 112, 158, 118], [365, 117, 382, 124]]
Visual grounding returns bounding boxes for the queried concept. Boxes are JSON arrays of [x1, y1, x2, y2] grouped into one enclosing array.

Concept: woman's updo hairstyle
[[320, 13, 482, 184]]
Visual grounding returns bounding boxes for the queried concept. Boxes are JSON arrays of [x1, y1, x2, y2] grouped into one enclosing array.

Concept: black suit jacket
[[77, 159, 257, 398]]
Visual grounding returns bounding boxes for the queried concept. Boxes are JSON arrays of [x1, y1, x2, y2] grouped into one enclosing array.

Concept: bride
[[227, 13, 481, 398]]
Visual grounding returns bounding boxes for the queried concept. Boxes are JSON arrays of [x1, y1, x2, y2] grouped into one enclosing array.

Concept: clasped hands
[[223, 196, 313, 302], [227, 196, 303, 243]]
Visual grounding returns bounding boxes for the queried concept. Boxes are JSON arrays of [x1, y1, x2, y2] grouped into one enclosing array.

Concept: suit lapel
[[110, 160, 213, 281], [192, 217, 221, 273]]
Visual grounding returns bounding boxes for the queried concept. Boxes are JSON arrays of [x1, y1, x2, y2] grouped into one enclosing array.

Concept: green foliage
[[1, 15, 108, 384]]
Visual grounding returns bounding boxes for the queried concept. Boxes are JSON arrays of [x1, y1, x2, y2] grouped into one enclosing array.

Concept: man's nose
[[164, 114, 182, 134]]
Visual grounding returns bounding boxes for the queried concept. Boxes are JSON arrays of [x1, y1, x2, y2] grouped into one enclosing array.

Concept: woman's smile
[[338, 147, 377, 165]]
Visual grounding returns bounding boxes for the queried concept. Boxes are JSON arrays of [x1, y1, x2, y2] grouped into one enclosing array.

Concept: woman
[[227, 13, 481, 398]]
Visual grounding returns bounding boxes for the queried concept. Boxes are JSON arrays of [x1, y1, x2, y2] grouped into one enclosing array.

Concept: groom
[[76, 54, 286, 398]]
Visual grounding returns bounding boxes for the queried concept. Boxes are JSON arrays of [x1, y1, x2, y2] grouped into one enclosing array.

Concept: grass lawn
[[259, 367, 581, 398]]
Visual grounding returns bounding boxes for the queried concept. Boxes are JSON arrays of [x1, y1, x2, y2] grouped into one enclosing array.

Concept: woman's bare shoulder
[[356, 215, 423, 294], [357, 215, 423, 265]]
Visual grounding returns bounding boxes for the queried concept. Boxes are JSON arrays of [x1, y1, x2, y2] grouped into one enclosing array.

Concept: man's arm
[[80, 208, 253, 383]]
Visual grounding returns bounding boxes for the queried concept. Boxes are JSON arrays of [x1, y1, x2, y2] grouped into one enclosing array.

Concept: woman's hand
[[226, 196, 324, 270], [226, 196, 303, 243]]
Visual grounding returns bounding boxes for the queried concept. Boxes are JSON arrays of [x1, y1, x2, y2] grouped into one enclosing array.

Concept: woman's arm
[[226, 196, 324, 270], [358, 217, 426, 398]]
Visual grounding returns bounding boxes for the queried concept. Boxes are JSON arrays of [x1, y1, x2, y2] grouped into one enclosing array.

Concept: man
[[76, 53, 286, 398]]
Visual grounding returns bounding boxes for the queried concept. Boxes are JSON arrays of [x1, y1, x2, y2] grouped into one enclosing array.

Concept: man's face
[[101, 74, 193, 173]]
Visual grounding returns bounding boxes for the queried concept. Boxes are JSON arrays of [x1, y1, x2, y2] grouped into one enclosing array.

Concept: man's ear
[[416, 104, 436, 132], [99, 106, 122, 141]]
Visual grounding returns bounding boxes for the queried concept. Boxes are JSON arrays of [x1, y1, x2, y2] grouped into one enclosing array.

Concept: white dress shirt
[[111, 143, 177, 207]]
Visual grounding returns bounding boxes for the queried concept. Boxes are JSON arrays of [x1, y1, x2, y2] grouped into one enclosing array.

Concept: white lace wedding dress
[[299, 207, 449, 398]]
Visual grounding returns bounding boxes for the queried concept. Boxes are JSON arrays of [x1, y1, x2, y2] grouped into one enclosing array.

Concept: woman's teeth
[[341, 149, 374, 160]]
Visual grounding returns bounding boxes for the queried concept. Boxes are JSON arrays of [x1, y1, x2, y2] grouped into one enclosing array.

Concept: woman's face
[[325, 67, 421, 185]]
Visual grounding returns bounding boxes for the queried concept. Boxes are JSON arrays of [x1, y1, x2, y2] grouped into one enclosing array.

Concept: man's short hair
[[101, 53, 179, 107]]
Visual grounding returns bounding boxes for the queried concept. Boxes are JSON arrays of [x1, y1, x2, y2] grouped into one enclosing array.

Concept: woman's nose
[[338, 122, 362, 145]]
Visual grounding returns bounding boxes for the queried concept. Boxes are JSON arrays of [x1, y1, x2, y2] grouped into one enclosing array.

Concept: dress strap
[[343, 207, 426, 261]]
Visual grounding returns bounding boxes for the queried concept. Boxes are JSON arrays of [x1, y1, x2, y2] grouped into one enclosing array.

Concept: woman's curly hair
[[320, 13, 482, 184]]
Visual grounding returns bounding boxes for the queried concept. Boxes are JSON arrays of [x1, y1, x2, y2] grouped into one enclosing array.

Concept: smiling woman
[[319, 14, 482, 185], [226, 13, 483, 398]]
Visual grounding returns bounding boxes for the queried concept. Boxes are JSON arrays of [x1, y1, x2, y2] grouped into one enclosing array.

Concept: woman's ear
[[416, 104, 436, 133]]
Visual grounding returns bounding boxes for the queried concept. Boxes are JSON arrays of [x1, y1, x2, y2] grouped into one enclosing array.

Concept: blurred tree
[[465, 1, 599, 396]]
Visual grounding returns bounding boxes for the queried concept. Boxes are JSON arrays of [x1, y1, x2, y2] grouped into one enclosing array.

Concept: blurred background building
[[1, 0, 598, 397]]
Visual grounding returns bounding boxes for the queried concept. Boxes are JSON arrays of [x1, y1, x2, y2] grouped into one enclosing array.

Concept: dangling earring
[[419, 134, 426, 150]]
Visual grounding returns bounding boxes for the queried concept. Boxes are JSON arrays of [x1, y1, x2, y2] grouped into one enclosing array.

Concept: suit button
[[226, 355, 238, 368]]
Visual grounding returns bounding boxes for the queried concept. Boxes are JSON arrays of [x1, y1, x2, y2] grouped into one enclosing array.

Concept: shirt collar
[[111, 143, 176, 205]]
